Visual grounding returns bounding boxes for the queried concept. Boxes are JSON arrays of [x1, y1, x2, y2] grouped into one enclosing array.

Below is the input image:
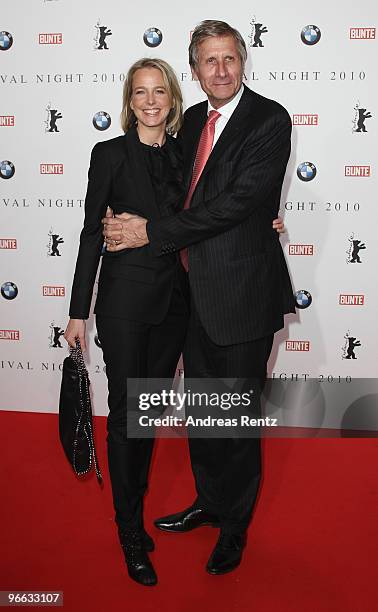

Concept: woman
[[65, 58, 285, 586], [65, 58, 189, 587]]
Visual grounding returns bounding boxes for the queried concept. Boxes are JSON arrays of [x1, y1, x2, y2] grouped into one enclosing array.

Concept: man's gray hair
[[189, 20, 247, 69]]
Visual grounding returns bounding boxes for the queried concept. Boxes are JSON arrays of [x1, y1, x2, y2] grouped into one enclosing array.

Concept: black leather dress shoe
[[206, 532, 247, 575], [118, 530, 157, 586], [154, 506, 220, 532]]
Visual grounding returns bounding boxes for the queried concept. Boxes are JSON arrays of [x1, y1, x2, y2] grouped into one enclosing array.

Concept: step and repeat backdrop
[[1, 1, 377, 418]]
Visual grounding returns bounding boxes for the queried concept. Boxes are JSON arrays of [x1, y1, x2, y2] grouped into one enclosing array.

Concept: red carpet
[[1, 411, 377, 611]]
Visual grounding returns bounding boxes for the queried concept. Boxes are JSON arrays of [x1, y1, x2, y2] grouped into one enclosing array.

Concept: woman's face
[[130, 67, 172, 133]]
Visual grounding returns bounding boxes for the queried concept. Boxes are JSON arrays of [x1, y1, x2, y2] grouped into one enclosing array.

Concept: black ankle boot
[[118, 530, 157, 586], [142, 529, 155, 552]]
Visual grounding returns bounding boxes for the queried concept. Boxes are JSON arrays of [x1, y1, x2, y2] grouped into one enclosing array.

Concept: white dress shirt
[[207, 84, 244, 149]]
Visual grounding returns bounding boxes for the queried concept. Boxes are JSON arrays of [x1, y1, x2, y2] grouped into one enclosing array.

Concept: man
[[103, 20, 295, 574]]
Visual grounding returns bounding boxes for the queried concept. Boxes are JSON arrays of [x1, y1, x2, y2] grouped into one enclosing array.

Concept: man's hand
[[101, 207, 284, 251], [273, 216, 285, 233], [102, 208, 149, 251]]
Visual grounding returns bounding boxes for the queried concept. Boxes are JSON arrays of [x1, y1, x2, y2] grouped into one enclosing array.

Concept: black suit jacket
[[147, 86, 295, 345], [69, 126, 181, 323]]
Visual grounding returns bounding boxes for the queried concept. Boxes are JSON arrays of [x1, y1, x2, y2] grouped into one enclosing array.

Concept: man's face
[[191, 35, 243, 108]]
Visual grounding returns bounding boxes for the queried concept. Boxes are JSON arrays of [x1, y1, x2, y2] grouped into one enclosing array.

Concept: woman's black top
[[140, 140, 183, 218]]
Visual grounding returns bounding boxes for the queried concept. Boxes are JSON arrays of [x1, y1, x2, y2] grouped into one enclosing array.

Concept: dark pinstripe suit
[[147, 86, 295, 345], [147, 86, 295, 532]]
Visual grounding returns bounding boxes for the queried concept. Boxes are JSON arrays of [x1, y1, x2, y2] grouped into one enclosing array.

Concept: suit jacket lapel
[[183, 88, 257, 203], [183, 103, 207, 193], [201, 87, 255, 178], [122, 126, 160, 220]]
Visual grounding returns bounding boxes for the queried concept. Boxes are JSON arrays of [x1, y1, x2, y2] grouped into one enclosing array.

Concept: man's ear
[[191, 66, 199, 82]]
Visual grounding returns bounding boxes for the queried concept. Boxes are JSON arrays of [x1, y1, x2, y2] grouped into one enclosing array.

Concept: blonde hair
[[120, 58, 183, 135]]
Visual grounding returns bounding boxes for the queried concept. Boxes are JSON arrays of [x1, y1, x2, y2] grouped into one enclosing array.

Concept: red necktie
[[180, 110, 221, 271]]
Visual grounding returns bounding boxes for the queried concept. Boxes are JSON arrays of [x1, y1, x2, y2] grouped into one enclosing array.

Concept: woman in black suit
[[65, 58, 189, 587]]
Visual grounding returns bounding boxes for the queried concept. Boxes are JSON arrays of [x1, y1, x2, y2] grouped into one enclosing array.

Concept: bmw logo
[[143, 27, 163, 48], [301, 25, 321, 46], [93, 111, 111, 131], [0, 31, 13, 51], [297, 162, 316, 182], [294, 290, 312, 310], [94, 334, 102, 348], [1, 281, 18, 300], [0, 160, 15, 179]]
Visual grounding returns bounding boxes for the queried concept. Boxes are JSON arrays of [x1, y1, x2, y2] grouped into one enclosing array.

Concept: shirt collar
[[207, 83, 244, 119]]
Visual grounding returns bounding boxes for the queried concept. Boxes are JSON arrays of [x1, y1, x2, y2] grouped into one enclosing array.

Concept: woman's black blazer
[[69, 126, 182, 323]]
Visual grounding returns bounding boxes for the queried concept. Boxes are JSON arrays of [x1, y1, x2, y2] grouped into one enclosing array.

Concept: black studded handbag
[[59, 340, 102, 484]]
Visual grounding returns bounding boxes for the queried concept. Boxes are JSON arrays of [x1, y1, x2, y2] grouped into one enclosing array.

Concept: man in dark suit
[[103, 20, 295, 575]]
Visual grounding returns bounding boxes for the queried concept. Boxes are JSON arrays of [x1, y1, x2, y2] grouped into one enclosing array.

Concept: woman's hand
[[64, 319, 86, 352], [273, 216, 285, 233]]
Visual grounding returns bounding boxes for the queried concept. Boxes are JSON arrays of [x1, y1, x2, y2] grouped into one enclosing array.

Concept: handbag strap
[[71, 340, 103, 485], [69, 339, 87, 373]]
